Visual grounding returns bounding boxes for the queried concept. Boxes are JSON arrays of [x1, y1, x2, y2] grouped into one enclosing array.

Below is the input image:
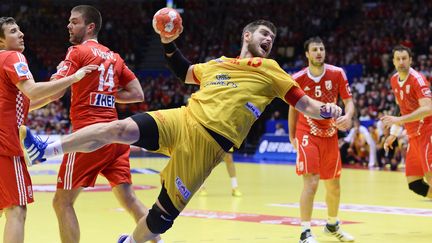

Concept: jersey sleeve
[[337, 69, 352, 99], [191, 62, 208, 84], [52, 46, 81, 79], [4, 52, 33, 85], [264, 59, 301, 104], [413, 74, 432, 99]]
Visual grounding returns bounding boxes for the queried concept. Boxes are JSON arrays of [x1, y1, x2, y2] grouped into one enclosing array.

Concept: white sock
[[301, 221, 311, 232], [44, 140, 64, 158], [231, 177, 238, 188], [327, 217, 338, 225], [124, 235, 137, 243], [156, 239, 164, 243]]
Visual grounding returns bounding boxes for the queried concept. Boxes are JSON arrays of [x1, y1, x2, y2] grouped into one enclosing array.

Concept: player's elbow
[[135, 90, 144, 102]]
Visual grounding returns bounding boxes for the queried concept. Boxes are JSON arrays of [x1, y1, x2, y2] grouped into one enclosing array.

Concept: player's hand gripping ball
[[153, 7, 182, 38]]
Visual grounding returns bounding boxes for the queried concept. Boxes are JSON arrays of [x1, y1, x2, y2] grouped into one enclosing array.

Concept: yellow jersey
[[189, 56, 299, 147]]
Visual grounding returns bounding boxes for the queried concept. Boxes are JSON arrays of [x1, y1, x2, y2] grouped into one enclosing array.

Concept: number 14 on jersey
[[97, 63, 114, 92]]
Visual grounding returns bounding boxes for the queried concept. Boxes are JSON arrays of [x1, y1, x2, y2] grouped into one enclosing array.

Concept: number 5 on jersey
[[97, 63, 114, 92], [302, 135, 309, 147]]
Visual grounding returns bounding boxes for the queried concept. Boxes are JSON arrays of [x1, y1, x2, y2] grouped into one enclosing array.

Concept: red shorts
[[57, 144, 132, 189], [295, 130, 342, 179], [0, 155, 34, 209], [405, 134, 432, 176]]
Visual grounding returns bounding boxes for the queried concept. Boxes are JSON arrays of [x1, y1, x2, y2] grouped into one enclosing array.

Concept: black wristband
[[163, 42, 177, 54]]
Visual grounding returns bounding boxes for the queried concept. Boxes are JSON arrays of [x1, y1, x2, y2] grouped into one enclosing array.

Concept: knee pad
[[408, 179, 429, 197], [146, 204, 175, 234]]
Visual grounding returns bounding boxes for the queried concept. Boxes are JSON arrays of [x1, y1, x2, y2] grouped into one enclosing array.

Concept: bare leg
[[60, 118, 140, 154], [300, 174, 320, 222], [224, 153, 237, 178], [52, 188, 82, 243], [112, 184, 162, 242], [323, 178, 341, 218], [4, 206, 26, 243], [132, 200, 168, 243]]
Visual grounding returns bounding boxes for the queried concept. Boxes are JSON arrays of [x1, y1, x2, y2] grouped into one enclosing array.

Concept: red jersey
[[292, 64, 352, 137], [0, 51, 31, 156], [52, 40, 136, 130], [390, 68, 432, 138]]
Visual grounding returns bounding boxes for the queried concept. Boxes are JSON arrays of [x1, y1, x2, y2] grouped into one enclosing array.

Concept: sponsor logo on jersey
[[204, 73, 238, 88], [89, 92, 115, 108], [406, 85, 410, 94], [245, 102, 261, 118], [304, 86, 311, 91], [175, 176, 191, 200], [325, 80, 332, 90], [421, 87, 432, 97], [13, 62, 30, 77]]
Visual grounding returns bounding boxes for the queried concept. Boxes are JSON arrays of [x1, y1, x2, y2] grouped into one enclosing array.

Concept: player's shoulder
[[325, 64, 345, 74], [324, 64, 348, 80], [409, 68, 428, 86], [261, 58, 280, 67], [0, 50, 27, 64]]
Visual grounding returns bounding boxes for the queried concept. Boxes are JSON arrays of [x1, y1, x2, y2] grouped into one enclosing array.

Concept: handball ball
[[153, 7, 182, 38]]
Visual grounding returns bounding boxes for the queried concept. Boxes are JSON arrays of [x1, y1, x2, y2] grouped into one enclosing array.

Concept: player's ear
[[87, 22, 96, 35], [243, 31, 252, 42]]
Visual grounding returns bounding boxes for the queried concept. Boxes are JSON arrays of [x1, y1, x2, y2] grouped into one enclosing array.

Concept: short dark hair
[[241, 20, 277, 43], [0, 17, 16, 39], [304, 36, 324, 52], [71, 5, 102, 36], [392, 45, 412, 58]]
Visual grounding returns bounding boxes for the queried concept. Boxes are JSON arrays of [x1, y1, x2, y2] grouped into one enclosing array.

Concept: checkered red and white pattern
[[0, 50, 31, 156], [306, 116, 337, 137], [16, 91, 25, 127]]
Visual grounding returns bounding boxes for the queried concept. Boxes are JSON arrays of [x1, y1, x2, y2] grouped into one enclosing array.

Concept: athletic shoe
[[299, 229, 318, 243], [117, 234, 129, 243], [323, 222, 355, 242], [232, 188, 243, 197], [19, 125, 47, 166]]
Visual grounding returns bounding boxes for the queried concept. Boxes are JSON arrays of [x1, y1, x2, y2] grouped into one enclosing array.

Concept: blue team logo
[[245, 102, 262, 118], [14, 62, 30, 77], [175, 177, 191, 200]]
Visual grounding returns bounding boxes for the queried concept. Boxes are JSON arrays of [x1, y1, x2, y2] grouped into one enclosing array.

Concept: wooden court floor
[[1, 157, 431, 243]]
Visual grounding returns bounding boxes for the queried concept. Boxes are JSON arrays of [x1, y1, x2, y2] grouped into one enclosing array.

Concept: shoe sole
[[19, 125, 32, 167]]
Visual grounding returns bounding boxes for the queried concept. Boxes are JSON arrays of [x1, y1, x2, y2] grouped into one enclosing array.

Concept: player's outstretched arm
[[381, 98, 432, 127], [295, 95, 342, 120], [288, 106, 299, 150], [16, 65, 98, 100], [153, 20, 196, 85]]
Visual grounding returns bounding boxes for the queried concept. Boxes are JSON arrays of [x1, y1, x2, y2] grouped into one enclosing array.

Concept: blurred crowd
[[3, 0, 431, 165]]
